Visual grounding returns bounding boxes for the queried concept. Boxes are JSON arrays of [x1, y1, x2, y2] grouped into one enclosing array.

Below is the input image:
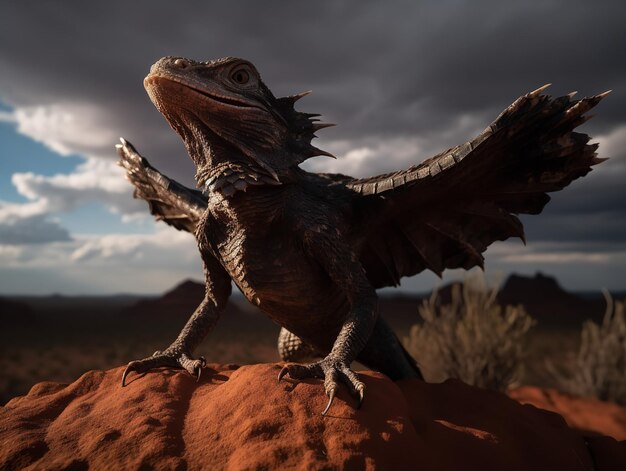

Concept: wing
[[347, 86, 609, 289], [116, 138, 207, 233]]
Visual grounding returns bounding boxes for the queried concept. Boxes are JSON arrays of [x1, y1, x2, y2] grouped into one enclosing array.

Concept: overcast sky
[[0, 1, 624, 295]]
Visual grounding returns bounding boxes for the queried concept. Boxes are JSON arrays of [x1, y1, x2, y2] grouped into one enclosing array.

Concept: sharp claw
[[277, 366, 289, 383], [194, 357, 206, 382], [321, 388, 336, 417], [356, 385, 365, 409], [528, 83, 551, 97], [121, 363, 134, 387]]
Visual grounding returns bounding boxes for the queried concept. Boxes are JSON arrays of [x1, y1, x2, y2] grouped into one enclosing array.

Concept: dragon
[[117, 56, 608, 415]]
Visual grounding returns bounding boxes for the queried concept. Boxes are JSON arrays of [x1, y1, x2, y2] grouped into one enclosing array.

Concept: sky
[[0, 0, 624, 295]]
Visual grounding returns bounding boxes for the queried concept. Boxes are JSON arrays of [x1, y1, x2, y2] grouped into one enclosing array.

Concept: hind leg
[[357, 317, 423, 381], [277, 327, 322, 362]]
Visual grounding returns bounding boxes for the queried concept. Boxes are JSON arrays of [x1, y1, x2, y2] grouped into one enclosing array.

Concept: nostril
[[174, 58, 190, 69]]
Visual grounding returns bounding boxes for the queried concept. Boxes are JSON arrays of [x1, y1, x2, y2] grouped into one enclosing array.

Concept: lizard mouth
[[145, 74, 260, 110]]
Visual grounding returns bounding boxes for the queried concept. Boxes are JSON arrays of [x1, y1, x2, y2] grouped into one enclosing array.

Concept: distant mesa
[[1, 364, 625, 469], [498, 272, 603, 327], [499, 272, 575, 305]]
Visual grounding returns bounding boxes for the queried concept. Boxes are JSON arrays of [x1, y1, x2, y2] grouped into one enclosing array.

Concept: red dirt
[[509, 386, 626, 441], [1, 364, 625, 470]]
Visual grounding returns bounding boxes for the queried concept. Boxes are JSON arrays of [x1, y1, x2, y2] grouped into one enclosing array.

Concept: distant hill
[[128, 279, 205, 318]]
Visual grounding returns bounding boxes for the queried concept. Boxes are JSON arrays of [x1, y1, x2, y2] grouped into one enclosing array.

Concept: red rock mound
[[1, 364, 625, 470], [509, 386, 626, 441]]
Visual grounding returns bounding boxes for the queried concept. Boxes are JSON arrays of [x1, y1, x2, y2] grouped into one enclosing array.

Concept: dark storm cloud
[[0, 0, 624, 250], [2, 2, 624, 137]]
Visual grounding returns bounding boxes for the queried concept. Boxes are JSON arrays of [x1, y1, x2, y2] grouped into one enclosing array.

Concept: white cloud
[[304, 113, 485, 177], [0, 137, 146, 242], [595, 124, 626, 157], [593, 124, 626, 172], [0, 225, 202, 294], [303, 137, 424, 176], [8, 157, 140, 215], [8, 103, 120, 159], [0, 199, 49, 221], [68, 227, 195, 264], [28, 225, 194, 267], [0, 157, 145, 246]]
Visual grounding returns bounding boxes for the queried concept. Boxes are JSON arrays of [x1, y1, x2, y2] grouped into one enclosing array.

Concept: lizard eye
[[230, 68, 250, 85]]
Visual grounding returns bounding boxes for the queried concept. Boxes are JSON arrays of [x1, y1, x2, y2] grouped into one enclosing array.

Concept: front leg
[[279, 227, 378, 415], [122, 250, 231, 386]]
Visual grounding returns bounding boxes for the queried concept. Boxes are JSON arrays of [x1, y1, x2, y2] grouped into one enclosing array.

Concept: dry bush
[[551, 291, 626, 404], [404, 275, 535, 391]]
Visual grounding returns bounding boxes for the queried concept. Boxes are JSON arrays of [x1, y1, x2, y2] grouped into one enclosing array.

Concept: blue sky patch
[[0, 117, 82, 203]]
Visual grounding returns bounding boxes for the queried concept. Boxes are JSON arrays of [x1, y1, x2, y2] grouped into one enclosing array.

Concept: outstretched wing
[[347, 86, 609, 289], [116, 138, 207, 233]]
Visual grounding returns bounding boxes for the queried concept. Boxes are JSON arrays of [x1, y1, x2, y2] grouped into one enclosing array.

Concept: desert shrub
[[551, 291, 626, 404], [404, 275, 535, 391]]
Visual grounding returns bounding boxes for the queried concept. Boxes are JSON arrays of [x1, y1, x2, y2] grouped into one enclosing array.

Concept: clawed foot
[[121, 349, 207, 386], [278, 358, 365, 416]]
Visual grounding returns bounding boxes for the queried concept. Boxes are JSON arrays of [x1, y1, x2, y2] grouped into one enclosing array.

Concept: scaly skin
[[119, 56, 607, 415]]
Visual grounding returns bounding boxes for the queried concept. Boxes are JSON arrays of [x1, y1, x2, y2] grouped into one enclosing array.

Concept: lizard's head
[[144, 56, 334, 186]]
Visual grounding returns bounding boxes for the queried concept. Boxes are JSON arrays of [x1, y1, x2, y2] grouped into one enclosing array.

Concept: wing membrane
[[348, 87, 608, 288]]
